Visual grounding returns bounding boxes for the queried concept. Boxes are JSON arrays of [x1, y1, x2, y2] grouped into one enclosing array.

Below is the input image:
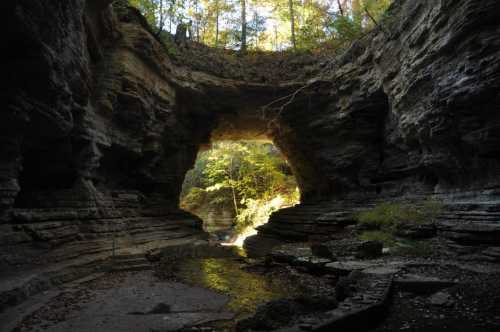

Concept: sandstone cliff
[[1, 0, 500, 272]]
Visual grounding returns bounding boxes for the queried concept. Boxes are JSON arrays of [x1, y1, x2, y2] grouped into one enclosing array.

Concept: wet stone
[[429, 291, 454, 307]]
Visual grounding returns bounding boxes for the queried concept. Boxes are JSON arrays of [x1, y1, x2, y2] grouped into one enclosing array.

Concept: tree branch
[[336, 0, 344, 16], [364, 6, 387, 34]]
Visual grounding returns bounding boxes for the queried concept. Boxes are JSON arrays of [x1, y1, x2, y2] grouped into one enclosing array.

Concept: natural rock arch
[[176, 83, 392, 203], [1, 0, 500, 267]]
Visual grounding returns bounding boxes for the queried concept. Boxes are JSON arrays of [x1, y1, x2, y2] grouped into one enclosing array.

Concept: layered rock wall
[[1, 0, 500, 269], [0, 0, 209, 270], [248, 0, 500, 254]]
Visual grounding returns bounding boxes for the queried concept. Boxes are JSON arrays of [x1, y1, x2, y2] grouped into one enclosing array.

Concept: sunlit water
[[173, 258, 299, 318]]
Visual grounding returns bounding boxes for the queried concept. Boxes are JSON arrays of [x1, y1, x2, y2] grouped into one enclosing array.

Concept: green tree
[[180, 141, 300, 235], [240, 0, 247, 51], [127, 0, 393, 51]]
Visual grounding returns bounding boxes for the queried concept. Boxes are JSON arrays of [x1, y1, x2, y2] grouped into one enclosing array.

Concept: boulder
[[428, 291, 454, 307]]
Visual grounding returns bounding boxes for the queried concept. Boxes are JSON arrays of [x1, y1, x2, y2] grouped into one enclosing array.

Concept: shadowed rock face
[[1, 0, 500, 265]]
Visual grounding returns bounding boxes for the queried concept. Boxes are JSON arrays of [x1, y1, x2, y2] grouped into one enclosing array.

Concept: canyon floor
[[2, 243, 500, 332]]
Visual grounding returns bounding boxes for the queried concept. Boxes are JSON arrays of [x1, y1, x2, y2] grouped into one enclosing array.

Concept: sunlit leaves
[[128, 0, 392, 51], [180, 141, 300, 233]]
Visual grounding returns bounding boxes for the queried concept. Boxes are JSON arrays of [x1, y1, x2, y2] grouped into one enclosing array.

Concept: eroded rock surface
[[1, 0, 500, 312]]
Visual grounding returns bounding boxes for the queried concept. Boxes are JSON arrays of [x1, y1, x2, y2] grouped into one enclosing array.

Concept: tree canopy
[[180, 141, 300, 237], [127, 0, 392, 51]]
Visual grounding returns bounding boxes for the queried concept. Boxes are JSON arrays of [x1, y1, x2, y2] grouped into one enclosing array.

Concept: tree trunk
[[229, 156, 239, 217], [289, 0, 296, 50], [156, 0, 165, 37], [241, 0, 247, 52], [274, 24, 278, 51], [215, 0, 220, 47], [336, 0, 344, 16], [193, 0, 200, 41]]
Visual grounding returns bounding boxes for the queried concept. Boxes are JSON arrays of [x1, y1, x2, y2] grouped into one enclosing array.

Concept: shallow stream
[[173, 257, 300, 320]]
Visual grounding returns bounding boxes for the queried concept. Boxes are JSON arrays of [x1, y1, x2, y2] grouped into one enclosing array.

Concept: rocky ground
[[371, 263, 500, 332], [2, 239, 500, 332], [6, 271, 234, 332]]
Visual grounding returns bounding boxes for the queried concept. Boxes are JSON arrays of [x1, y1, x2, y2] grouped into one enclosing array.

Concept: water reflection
[[174, 258, 298, 317]]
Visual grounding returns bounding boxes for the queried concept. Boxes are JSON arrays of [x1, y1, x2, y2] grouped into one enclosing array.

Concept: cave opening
[[179, 140, 300, 246]]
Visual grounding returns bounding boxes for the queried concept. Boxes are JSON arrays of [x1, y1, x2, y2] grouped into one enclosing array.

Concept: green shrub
[[358, 230, 396, 247], [357, 199, 442, 257], [356, 200, 442, 233], [180, 187, 207, 211], [391, 239, 434, 257], [359, 230, 434, 257], [357, 202, 400, 231]]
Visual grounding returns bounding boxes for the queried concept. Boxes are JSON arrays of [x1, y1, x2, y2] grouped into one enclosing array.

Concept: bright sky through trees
[[129, 0, 392, 51]]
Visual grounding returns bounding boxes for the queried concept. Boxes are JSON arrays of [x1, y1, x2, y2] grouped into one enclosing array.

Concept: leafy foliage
[[360, 231, 434, 257], [357, 200, 442, 257], [180, 187, 207, 211], [180, 141, 299, 236], [126, 0, 393, 51], [359, 230, 396, 247], [356, 200, 443, 233]]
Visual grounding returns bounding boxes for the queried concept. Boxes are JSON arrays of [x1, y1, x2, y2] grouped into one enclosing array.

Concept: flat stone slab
[[8, 271, 235, 332], [362, 266, 402, 275], [270, 243, 313, 263], [277, 272, 394, 331], [324, 261, 377, 275], [293, 257, 332, 269], [324, 260, 406, 276]]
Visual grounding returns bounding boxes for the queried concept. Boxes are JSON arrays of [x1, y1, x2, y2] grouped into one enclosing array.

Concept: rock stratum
[[1, 0, 499, 299]]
